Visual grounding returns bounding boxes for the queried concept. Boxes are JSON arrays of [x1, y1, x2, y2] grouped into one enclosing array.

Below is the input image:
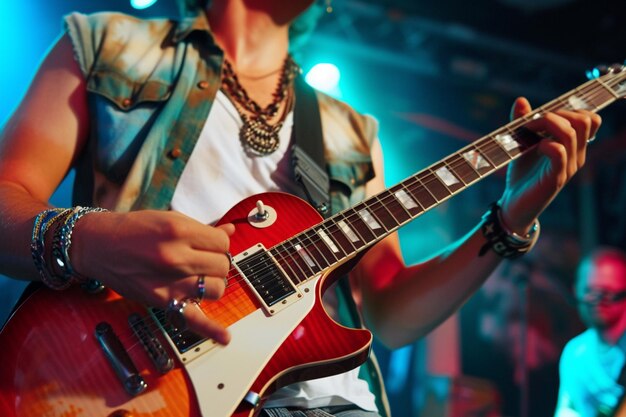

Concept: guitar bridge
[[128, 313, 174, 374], [233, 243, 302, 315]]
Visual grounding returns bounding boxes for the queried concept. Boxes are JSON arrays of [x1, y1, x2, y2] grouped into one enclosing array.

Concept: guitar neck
[[267, 69, 626, 284]]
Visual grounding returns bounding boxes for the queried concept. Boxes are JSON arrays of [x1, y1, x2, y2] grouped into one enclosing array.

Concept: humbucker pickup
[[233, 243, 303, 315]]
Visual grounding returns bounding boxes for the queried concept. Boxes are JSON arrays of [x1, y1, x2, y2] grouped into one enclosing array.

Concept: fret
[[324, 219, 358, 256], [595, 77, 620, 99], [292, 237, 322, 275], [364, 197, 398, 233], [336, 212, 366, 250], [391, 184, 424, 218], [281, 240, 316, 280], [432, 162, 464, 193], [407, 176, 438, 210], [417, 169, 452, 202], [344, 206, 377, 243], [355, 204, 386, 238], [271, 246, 307, 284], [316, 226, 345, 257], [447, 153, 481, 184], [375, 190, 409, 227], [613, 76, 626, 97], [299, 229, 334, 270], [480, 136, 512, 167], [311, 226, 341, 264], [462, 145, 493, 176], [565, 86, 596, 111], [495, 127, 524, 158]]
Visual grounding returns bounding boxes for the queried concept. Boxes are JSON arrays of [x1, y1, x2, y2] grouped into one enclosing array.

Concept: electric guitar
[[1, 65, 625, 417]]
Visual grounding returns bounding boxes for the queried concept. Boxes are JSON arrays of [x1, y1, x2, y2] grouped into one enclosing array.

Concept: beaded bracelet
[[479, 202, 540, 259], [51, 206, 108, 285], [31, 208, 74, 290]]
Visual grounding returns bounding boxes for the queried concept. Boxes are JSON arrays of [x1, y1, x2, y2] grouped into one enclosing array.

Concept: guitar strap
[[290, 77, 391, 417], [291, 75, 331, 218]]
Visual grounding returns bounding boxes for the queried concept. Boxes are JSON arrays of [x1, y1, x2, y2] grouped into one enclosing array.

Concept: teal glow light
[[131, 0, 158, 9], [305, 63, 341, 96]]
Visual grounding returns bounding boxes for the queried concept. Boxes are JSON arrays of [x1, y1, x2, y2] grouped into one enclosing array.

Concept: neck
[[598, 319, 626, 346], [208, 0, 301, 75]]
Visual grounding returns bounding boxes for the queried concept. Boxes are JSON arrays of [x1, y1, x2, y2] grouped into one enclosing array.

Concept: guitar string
[[118, 72, 621, 349], [216, 71, 623, 289], [113, 71, 624, 354], [119, 72, 621, 351]]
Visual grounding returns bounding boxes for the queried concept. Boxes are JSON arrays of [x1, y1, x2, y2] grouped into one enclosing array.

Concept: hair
[[576, 247, 626, 286], [174, 0, 324, 51]]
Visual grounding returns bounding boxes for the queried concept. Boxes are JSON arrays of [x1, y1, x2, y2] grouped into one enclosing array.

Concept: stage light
[[305, 63, 341, 95], [131, 0, 158, 9]]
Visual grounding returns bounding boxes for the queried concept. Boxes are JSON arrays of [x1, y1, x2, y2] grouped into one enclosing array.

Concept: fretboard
[[270, 69, 626, 284]]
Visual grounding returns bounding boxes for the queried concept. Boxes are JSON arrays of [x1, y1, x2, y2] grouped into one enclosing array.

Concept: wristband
[[479, 202, 540, 259]]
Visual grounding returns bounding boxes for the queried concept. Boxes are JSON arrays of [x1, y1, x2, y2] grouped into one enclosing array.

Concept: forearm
[[0, 180, 51, 281], [358, 222, 503, 349]]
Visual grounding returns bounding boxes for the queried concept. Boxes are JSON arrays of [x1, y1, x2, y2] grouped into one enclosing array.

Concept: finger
[[183, 301, 231, 345], [537, 140, 568, 189], [217, 223, 236, 237], [181, 274, 227, 300], [525, 112, 577, 178], [511, 97, 532, 120], [179, 250, 232, 277], [589, 113, 602, 140], [189, 225, 231, 253], [555, 109, 593, 167]]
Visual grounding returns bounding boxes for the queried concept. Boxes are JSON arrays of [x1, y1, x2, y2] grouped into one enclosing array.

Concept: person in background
[[555, 248, 626, 417]]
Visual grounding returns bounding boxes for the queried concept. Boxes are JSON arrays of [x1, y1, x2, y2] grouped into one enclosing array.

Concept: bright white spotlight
[[131, 0, 158, 9], [305, 63, 340, 95]]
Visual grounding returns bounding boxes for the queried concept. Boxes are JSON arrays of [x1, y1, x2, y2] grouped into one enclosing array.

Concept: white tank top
[[170, 91, 378, 412]]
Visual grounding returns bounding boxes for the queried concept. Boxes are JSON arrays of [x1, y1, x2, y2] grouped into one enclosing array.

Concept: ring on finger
[[165, 298, 188, 331], [196, 275, 206, 302], [587, 135, 596, 143]]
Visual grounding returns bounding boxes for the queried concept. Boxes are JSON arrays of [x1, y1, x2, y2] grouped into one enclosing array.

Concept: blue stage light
[[131, 0, 158, 10], [305, 63, 341, 95]]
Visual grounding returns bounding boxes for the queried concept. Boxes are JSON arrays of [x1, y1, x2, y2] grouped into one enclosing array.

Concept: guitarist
[[0, 0, 601, 416], [555, 248, 626, 417]]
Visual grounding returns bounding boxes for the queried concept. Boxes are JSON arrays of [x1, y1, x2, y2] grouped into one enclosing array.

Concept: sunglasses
[[578, 289, 626, 305]]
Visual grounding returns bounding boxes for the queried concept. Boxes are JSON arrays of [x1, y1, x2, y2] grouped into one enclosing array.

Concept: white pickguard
[[184, 276, 320, 417]]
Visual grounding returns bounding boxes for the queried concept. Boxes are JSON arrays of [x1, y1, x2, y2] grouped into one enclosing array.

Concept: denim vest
[[65, 10, 389, 416]]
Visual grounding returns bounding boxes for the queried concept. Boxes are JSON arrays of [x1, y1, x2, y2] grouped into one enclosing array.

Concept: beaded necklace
[[221, 55, 300, 156]]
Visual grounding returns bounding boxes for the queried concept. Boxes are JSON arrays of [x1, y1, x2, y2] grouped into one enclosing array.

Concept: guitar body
[[0, 192, 372, 417]]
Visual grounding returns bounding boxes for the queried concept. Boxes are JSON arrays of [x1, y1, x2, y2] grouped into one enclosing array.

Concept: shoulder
[[315, 91, 379, 158], [64, 11, 176, 36], [63, 11, 180, 78], [64, 11, 177, 54], [561, 329, 597, 365]]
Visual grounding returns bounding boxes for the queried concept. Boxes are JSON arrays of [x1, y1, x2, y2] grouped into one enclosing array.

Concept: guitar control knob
[[247, 199, 277, 228], [254, 200, 269, 221]]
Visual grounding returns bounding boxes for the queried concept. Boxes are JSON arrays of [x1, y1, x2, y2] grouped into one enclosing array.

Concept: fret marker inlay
[[358, 209, 382, 230], [317, 229, 340, 253], [338, 220, 360, 243], [463, 150, 490, 170], [294, 244, 316, 268], [435, 166, 459, 187], [395, 189, 418, 210], [568, 95, 591, 110], [494, 133, 520, 151]]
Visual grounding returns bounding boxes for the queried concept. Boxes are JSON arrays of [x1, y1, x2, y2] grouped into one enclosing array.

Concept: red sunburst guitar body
[[0, 192, 372, 417]]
